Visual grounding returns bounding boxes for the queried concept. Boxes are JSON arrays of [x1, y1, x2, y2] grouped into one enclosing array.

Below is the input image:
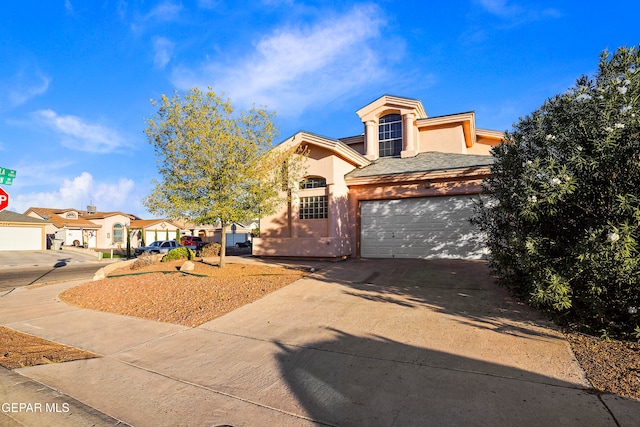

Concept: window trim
[[113, 223, 124, 244], [378, 113, 403, 157]]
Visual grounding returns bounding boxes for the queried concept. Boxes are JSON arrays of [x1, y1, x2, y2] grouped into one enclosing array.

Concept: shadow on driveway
[[271, 259, 602, 426], [275, 329, 599, 426]]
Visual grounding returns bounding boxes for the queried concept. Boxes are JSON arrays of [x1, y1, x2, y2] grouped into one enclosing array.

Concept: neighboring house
[[0, 210, 51, 251], [129, 219, 183, 247], [177, 220, 258, 247], [175, 221, 218, 243], [212, 222, 257, 247], [254, 95, 503, 260], [25, 207, 139, 249]]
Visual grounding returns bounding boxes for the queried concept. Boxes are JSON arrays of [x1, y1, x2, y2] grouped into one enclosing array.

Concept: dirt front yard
[[1, 259, 305, 370], [60, 260, 306, 327]]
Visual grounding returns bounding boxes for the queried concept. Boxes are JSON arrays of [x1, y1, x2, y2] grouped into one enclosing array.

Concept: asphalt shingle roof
[[345, 151, 494, 178], [0, 210, 50, 224]]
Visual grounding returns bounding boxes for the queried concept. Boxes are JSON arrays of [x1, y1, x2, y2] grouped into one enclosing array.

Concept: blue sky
[[0, 0, 637, 218]]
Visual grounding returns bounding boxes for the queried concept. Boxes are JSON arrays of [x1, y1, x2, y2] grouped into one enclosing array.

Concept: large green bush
[[162, 247, 195, 262], [474, 46, 640, 338]]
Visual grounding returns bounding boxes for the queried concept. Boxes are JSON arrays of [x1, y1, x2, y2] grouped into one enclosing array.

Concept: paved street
[[0, 249, 114, 292], [0, 250, 100, 269]]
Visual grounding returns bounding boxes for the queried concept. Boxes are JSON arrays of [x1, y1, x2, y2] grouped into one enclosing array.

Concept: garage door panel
[[361, 196, 486, 260], [0, 227, 43, 251]]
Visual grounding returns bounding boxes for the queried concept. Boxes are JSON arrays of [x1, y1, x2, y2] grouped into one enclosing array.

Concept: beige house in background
[[130, 219, 183, 247], [25, 207, 110, 248], [253, 95, 503, 260], [25, 207, 181, 250]]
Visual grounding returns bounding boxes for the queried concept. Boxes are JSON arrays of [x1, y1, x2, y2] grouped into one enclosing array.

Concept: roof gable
[[356, 95, 427, 123], [130, 219, 182, 229], [278, 131, 370, 168]]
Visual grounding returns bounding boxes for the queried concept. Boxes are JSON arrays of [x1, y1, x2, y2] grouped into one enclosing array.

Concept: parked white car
[[134, 240, 182, 256]]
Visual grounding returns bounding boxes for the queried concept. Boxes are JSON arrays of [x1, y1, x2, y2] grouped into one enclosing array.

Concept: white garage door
[[0, 226, 43, 251], [360, 195, 486, 259]]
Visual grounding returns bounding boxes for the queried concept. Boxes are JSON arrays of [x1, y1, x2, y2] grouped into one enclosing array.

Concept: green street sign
[[0, 176, 13, 185], [0, 168, 16, 178]]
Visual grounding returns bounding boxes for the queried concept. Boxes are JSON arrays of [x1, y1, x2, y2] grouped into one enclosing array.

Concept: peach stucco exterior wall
[[467, 136, 499, 155], [253, 144, 358, 258], [418, 124, 467, 154]]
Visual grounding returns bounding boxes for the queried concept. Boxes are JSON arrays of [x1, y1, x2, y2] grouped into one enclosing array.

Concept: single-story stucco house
[[25, 207, 109, 249], [129, 219, 183, 247], [25, 207, 186, 250], [253, 95, 503, 260]]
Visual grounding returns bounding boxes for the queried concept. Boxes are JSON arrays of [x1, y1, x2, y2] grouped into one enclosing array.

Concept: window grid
[[113, 223, 123, 243], [300, 177, 327, 189], [299, 196, 328, 219], [379, 114, 403, 157]]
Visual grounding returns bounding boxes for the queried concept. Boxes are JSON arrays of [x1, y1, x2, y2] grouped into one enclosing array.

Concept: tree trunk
[[220, 222, 228, 268]]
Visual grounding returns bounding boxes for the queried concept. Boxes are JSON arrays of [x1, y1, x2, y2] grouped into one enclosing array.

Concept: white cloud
[[153, 36, 174, 69], [171, 4, 390, 117], [197, 0, 220, 9], [476, 0, 561, 22], [12, 172, 145, 215], [145, 1, 183, 23], [64, 0, 74, 13], [129, 1, 184, 32], [1, 71, 50, 109], [476, 0, 521, 17], [33, 109, 130, 153]]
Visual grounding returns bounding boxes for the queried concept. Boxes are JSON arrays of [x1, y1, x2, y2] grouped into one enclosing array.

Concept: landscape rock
[[180, 261, 195, 272]]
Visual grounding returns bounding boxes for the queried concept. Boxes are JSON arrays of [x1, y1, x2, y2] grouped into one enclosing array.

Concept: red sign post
[[0, 187, 9, 212]]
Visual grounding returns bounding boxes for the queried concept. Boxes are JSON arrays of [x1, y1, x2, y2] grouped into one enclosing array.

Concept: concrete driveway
[[2, 258, 640, 426]]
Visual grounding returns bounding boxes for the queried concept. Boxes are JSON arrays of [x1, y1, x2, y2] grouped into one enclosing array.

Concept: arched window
[[113, 223, 123, 244], [299, 176, 327, 189], [379, 114, 402, 157]]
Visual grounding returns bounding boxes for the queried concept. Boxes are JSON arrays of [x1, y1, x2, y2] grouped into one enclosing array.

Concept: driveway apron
[[2, 258, 640, 426]]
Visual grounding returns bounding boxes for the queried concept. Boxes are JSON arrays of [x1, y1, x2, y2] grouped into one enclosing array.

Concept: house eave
[[417, 111, 477, 148], [345, 166, 492, 186], [280, 131, 371, 168]]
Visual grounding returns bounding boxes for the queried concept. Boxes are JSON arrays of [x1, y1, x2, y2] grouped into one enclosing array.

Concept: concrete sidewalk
[[1, 259, 640, 426]]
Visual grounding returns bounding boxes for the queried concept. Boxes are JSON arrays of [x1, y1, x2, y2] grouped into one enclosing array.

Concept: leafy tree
[[144, 87, 303, 267], [474, 46, 640, 338]]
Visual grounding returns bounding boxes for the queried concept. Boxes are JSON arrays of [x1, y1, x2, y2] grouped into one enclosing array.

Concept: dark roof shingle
[[345, 151, 493, 178], [0, 210, 50, 224]]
